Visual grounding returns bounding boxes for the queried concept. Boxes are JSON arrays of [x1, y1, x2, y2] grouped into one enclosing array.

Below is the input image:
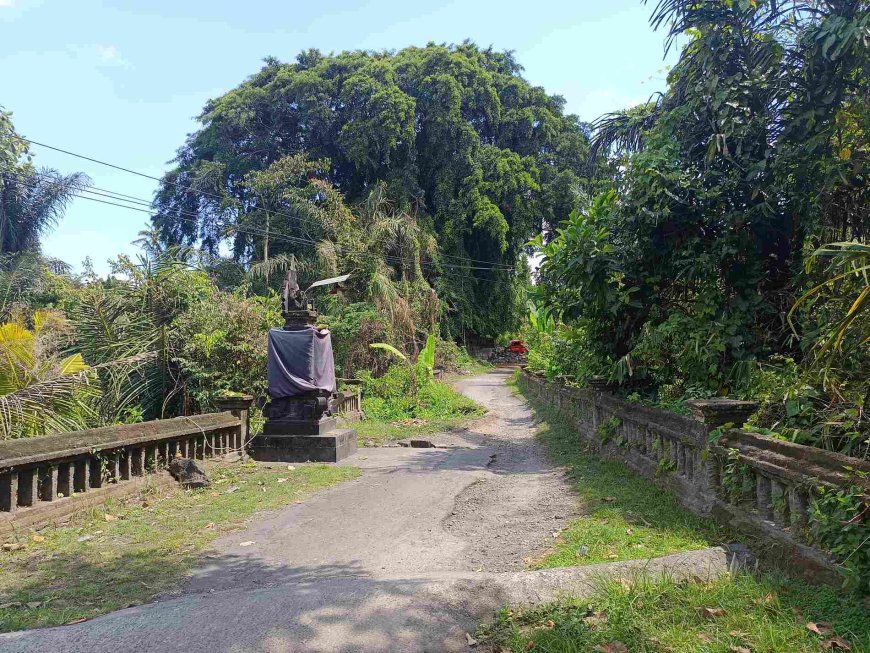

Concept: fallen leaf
[[698, 633, 713, 643], [25, 601, 42, 609], [77, 535, 93, 543], [595, 642, 628, 653], [287, 465, 296, 471], [239, 541, 256, 547], [31, 535, 45, 543], [807, 622, 834, 636], [201, 522, 216, 530], [603, 497, 617, 503], [226, 486, 240, 494], [2, 542, 23, 551], [64, 617, 89, 625], [626, 528, 633, 535], [465, 632, 478, 647], [276, 478, 289, 483], [584, 611, 608, 628], [543, 619, 555, 630], [822, 637, 851, 650], [729, 646, 751, 653], [618, 578, 632, 590], [752, 592, 777, 606], [104, 514, 117, 522], [700, 607, 727, 618]]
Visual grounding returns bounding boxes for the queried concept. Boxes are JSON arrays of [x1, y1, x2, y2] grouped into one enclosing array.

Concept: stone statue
[[281, 270, 306, 314]]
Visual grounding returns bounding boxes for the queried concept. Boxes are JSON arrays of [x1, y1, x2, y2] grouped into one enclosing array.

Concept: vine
[[807, 473, 869, 594], [596, 416, 621, 445]]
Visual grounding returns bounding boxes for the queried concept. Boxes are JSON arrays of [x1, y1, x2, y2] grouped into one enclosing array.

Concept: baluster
[[108, 452, 121, 483], [0, 471, 17, 512], [755, 473, 773, 519], [145, 445, 157, 472], [120, 450, 132, 481], [706, 455, 721, 497], [89, 456, 103, 489], [131, 448, 145, 476], [788, 487, 809, 530], [39, 465, 58, 501], [770, 480, 788, 526]]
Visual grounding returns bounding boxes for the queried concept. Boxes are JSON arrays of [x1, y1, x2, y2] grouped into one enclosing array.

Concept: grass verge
[[356, 376, 486, 446], [513, 376, 723, 567], [0, 460, 360, 633], [476, 571, 869, 652]]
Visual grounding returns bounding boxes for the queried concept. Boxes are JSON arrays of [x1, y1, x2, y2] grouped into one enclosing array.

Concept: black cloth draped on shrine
[[267, 327, 337, 398]]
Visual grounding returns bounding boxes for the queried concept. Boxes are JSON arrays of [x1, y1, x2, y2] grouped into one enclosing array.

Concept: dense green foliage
[[152, 42, 593, 338], [359, 363, 483, 423], [531, 0, 869, 456]]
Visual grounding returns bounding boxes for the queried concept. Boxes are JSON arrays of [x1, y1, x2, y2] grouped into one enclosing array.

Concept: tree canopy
[[153, 42, 593, 337]]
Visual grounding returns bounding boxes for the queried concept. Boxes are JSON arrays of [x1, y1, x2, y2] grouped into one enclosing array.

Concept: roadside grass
[[0, 461, 360, 633], [476, 571, 869, 653], [356, 378, 486, 446], [513, 377, 723, 567]]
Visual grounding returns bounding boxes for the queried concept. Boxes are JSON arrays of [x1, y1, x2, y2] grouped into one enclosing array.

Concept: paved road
[[0, 369, 733, 653]]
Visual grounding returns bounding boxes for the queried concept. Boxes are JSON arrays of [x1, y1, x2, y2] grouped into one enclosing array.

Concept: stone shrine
[[252, 271, 357, 462]]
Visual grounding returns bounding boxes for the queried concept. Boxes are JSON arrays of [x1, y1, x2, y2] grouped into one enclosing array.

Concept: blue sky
[[1, 0, 676, 275]]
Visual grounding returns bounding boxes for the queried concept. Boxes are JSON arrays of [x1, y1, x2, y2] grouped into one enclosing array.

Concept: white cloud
[[95, 44, 130, 68]]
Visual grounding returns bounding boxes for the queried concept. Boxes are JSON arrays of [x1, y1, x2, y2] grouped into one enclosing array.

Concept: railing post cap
[[214, 394, 255, 411], [686, 399, 758, 428]]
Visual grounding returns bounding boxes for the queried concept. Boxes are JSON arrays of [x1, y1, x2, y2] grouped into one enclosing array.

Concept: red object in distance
[[506, 339, 528, 354]]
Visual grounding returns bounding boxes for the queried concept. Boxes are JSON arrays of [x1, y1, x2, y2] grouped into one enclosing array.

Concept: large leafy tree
[[153, 43, 592, 337]]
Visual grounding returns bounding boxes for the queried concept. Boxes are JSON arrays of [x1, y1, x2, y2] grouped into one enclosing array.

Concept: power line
[[4, 173, 519, 286], [12, 135, 517, 270], [4, 168, 517, 273]]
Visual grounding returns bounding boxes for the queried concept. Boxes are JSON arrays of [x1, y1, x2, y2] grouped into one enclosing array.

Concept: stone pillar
[[215, 395, 254, 460], [686, 399, 758, 431], [687, 398, 758, 502]]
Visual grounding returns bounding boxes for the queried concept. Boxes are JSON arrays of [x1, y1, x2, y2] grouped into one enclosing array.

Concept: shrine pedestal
[[253, 428, 357, 463]]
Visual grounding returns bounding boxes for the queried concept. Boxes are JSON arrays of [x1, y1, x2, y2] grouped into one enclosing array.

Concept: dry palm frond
[[0, 352, 157, 439]]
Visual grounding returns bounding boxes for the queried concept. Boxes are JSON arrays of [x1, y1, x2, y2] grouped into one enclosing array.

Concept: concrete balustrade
[[0, 396, 252, 533], [519, 368, 870, 585]]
